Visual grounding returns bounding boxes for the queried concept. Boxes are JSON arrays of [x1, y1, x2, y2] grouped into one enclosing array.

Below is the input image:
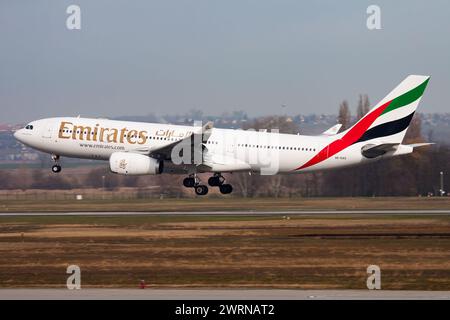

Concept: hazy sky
[[1, 0, 449, 123]]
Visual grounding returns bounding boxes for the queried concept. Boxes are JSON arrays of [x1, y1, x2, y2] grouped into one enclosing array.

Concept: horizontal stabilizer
[[406, 142, 435, 148], [361, 143, 399, 158], [361, 142, 434, 159]]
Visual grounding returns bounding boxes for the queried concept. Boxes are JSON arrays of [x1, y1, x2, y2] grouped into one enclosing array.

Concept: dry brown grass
[[0, 214, 449, 289]]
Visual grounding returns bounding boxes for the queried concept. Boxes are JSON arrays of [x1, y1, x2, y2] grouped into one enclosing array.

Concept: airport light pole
[[440, 171, 445, 196], [102, 175, 105, 200]]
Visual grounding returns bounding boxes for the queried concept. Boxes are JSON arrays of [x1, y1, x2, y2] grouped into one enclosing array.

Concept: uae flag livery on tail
[[297, 75, 430, 170]]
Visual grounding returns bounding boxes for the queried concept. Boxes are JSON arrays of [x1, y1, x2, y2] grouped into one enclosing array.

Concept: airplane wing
[[148, 121, 213, 161], [322, 124, 342, 136], [198, 153, 252, 172], [361, 142, 434, 158]]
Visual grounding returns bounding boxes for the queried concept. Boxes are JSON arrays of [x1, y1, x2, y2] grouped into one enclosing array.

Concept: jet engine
[[109, 152, 163, 175]]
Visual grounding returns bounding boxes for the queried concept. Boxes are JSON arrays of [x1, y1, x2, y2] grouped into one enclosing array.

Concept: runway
[[0, 289, 449, 300], [1, 209, 450, 216]]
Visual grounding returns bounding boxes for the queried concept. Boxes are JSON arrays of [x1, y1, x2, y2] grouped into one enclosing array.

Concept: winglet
[[202, 121, 214, 132], [322, 124, 342, 136]]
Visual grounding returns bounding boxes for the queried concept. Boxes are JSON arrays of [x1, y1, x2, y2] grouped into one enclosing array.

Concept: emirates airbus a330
[[14, 75, 432, 196]]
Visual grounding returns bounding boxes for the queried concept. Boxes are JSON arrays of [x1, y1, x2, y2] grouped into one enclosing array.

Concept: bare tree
[[30, 170, 73, 189], [243, 115, 299, 134], [0, 171, 12, 189], [363, 94, 370, 115], [338, 100, 351, 130], [84, 167, 120, 190], [404, 113, 424, 143], [356, 94, 371, 120], [231, 172, 253, 197]]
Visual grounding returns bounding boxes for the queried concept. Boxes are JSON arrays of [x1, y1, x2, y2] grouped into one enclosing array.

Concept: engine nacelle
[[109, 152, 163, 175]]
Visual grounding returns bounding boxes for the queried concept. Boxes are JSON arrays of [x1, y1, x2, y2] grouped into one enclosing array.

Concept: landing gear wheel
[[194, 185, 209, 196], [183, 177, 195, 188], [219, 184, 233, 194], [51, 155, 61, 173], [208, 174, 225, 187], [208, 176, 221, 186]]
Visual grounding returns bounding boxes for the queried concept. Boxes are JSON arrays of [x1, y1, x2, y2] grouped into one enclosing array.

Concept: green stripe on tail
[[381, 78, 430, 115]]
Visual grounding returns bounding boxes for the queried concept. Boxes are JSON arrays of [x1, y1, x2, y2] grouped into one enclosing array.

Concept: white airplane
[[14, 75, 432, 196]]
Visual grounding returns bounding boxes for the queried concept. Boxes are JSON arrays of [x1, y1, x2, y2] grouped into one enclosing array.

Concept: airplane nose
[[14, 129, 22, 141]]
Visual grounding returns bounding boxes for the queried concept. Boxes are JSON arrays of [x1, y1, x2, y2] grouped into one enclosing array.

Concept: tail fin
[[297, 76, 430, 170], [342, 75, 430, 144]]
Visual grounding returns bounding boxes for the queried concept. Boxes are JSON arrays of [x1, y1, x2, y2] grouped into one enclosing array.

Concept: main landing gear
[[208, 173, 233, 194], [183, 174, 209, 196], [51, 155, 62, 173], [208, 173, 233, 195], [183, 173, 233, 196], [194, 185, 209, 196]]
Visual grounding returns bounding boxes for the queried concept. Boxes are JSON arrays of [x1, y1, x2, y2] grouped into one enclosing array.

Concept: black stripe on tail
[[355, 112, 415, 143]]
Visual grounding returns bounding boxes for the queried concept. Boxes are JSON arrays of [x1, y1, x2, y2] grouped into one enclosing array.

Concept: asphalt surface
[[1, 210, 450, 216], [0, 289, 449, 300]]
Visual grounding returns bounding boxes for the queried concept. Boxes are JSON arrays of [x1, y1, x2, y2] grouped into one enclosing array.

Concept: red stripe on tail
[[296, 100, 392, 170]]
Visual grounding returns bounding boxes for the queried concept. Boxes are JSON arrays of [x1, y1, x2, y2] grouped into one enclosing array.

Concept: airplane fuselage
[[14, 117, 375, 174]]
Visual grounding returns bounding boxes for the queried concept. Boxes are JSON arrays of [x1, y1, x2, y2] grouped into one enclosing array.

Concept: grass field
[[0, 212, 449, 289], [0, 196, 450, 213]]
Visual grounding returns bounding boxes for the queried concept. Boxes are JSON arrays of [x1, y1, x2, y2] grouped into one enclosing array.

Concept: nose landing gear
[[51, 155, 61, 173]]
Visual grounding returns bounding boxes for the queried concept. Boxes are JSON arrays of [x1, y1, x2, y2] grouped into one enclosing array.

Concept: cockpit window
[[25, 125, 34, 130]]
